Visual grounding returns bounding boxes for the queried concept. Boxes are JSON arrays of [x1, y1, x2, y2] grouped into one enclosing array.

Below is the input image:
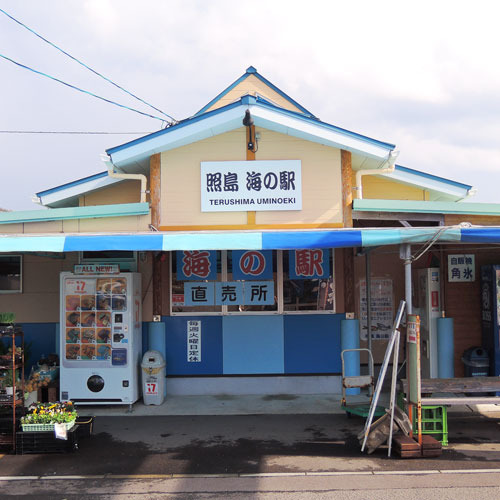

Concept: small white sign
[[74, 264, 120, 274], [201, 160, 302, 212], [187, 320, 201, 363], [65, 278, 96, 295], [145, 382, 158, 395], [448, 254, 475, 282]]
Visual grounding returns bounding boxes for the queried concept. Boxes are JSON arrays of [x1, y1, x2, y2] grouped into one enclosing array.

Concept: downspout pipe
[[355, 150, 399, 199], [101, 154, 148, 203]]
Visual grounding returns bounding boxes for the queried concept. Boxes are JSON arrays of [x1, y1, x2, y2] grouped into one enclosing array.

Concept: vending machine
[[60, 270, 142, 405], [480, 265, 500, 377]]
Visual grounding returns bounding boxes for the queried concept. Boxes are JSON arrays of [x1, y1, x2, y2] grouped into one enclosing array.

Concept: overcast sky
[[1, 0, 499, 211]]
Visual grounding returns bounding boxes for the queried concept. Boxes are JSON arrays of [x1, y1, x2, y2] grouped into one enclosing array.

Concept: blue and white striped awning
[[1, 226, 493, 253]]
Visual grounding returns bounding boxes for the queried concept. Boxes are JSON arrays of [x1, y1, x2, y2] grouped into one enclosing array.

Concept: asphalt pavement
[[1, 409, 500, 477]]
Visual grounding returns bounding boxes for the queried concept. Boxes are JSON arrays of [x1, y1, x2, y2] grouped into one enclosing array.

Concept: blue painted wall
[[16, 314, 344, 377], [284, 314, 344, 374], [163, 316, 223, 375], [223, 316, 284, 374]]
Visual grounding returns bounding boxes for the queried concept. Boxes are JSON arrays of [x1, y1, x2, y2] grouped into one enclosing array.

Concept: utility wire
[[0, 131, 151, 135], [0, 52, 167, 123], [0, 7, 176, 123]]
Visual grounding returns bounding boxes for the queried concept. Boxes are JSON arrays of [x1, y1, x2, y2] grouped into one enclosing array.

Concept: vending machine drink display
[[60, 270, 142, 405]]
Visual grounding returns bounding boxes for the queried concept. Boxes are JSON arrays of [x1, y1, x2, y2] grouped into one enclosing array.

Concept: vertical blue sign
[[232, 250, 273, 280], [289, 249, 329, 279], [177, 250, 217, 281]]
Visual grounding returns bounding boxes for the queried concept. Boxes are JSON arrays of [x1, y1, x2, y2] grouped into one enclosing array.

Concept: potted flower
[[21, 401, 77, 432]]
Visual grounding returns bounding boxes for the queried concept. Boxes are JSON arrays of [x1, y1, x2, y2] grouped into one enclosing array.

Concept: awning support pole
[[401, 244, 413, 315]]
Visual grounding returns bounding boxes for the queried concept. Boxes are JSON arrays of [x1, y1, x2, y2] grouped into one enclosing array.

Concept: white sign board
[[74, 264, 120, 275], [200, 160, 302, 212], [360, 278, 394, 340], [448, 254, 475, 282], [187, 320, 201, 362]]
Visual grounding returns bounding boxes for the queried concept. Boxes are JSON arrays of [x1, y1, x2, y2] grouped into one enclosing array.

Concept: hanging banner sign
[[177, 250, 217, 281], [187, 320, 201, 363], [201, 160, 302, 212], [232, 250, 273, 280], [289, 249, 330, 279]]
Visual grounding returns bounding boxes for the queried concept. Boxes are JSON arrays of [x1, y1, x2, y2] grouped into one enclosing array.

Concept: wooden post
[[341, 149, 355, 313], [246, 125, 256, 226], [150, 153, 162, 316], [341, 150, 353, 228], [150, 153, 161, 229]]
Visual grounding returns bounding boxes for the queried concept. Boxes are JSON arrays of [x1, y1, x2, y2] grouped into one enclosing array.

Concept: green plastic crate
[[412, 405, 448, 446]]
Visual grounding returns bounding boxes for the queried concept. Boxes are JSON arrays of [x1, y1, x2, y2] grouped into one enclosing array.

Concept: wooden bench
[[399, 377, 500, 406]]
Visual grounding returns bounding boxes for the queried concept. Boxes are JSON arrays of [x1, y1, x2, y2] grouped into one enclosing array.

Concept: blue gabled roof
[[106, 94, 395, 157], [394, 164, 472, 191], [36, 171, 109, 197], [194, 66, 317, 118]]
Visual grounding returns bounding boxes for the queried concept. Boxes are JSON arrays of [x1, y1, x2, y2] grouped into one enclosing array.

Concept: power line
[[0, 52, 167, 123], [0, 130, 151, 135], [0, 7, 176, 123]]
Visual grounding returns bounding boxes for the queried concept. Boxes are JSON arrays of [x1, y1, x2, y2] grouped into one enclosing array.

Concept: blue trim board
[[36, 171, 109, 197], [222, 316, 284, 374], [284, 315, 344, 373], [62, 234, 164, 252], [262, 230, 362, 250], [461, 227, 500, 243]]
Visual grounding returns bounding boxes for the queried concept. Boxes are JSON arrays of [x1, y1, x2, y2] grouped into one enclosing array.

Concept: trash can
[[141, 350, 166, 405], [462, 347, 489, 377]]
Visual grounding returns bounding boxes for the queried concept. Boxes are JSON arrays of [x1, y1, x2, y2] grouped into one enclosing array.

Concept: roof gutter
[[101, 154, 148, 203], [355, 150, 399, 199]]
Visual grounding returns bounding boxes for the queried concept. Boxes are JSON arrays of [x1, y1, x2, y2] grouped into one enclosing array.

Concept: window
[[0, 255, 22, 293], [170, 249, 335, 315], [171, 251, 222, 314], [283, 249, 335, 312], [226, 250, 278, 313]]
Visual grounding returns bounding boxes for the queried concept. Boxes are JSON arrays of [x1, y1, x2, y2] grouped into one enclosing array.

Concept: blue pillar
[[148, 322, 166, 396], [437, 317, 454, 378], [341, 319, 361, 395]]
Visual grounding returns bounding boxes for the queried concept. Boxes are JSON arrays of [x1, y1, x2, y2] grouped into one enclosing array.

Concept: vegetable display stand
[[16, 425, 79, 454], [0, 325, 25, 453]]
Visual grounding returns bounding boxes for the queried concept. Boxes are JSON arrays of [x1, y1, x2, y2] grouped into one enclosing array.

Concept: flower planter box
[[21, 418, 75, 433]]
